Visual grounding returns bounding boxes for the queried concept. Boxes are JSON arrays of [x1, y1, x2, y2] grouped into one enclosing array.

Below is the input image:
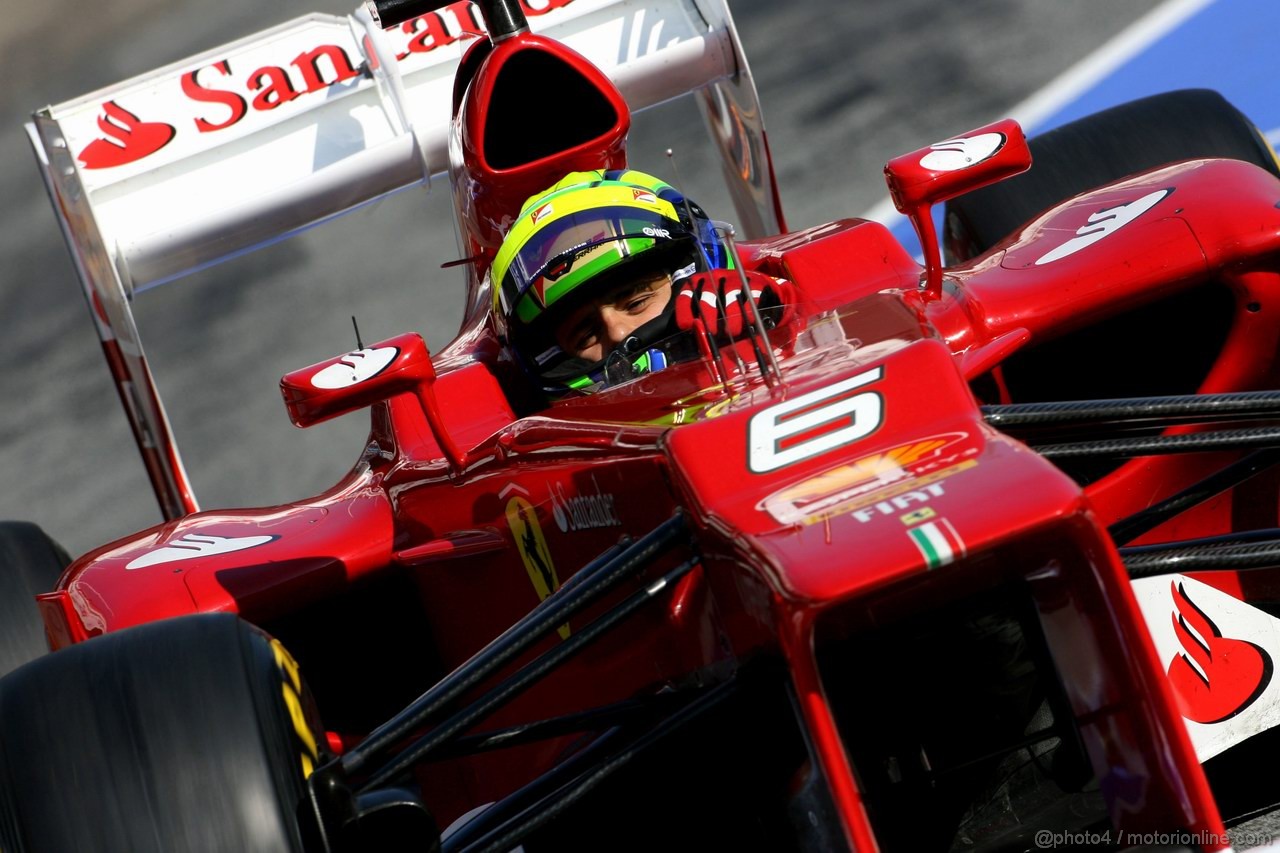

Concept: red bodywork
[[35, 23, 1280, 853]]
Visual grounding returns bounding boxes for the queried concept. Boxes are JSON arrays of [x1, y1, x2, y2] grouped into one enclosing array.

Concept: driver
[[491, 169, 794, 395]]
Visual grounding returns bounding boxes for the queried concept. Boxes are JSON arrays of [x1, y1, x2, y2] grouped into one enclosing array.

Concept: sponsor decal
[[506, 496, 569, 638], [748, 367, 886, 474], [761, 433, 973, 525], [179, 46, 361, 134], [899, 507, 936, 525], [641, 226, 671, 239], [71, 0, 578, 172], [550, 477, 621, 532], [907, 519, 965, 569], [395, 0, 570, 62], [530, 202, 554, 224], [1132, 574, 1280, 761], [271, 638, 321, 778], [394, 1, 486, 61], [918, 132, 1005, 172], [1167, 580, 1272, 724], [309, 346, 399, 389], [78, 101, 176, 169], [839, 463, 975, 523], [1035, 188, 1172, 265], [632, 189, 658, 204], [126, 533, 277, 569], [852, 480, 951, 523]]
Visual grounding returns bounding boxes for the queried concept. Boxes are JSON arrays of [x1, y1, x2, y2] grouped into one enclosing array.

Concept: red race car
[[7, 0, 1280, 851]]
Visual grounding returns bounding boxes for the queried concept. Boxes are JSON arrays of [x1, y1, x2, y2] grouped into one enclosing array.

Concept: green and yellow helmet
[[492, 169, 729, 393]]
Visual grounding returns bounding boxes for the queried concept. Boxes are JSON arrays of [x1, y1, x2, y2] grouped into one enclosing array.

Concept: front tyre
[[0, 520, 71, 676], [944, 88, 1280, 262], [0, 614, 325, 853]]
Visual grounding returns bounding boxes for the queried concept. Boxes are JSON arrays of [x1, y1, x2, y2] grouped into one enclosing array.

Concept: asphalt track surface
[[12, 0, 1280, 849]]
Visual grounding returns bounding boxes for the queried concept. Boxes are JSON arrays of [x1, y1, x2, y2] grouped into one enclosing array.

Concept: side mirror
[[884, 118, 1031, 297], [280, 332, 466, 470], [281, 332, 434, 427]]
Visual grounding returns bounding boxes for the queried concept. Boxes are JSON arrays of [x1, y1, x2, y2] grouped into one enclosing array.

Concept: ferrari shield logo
[[900, 507, 936, 525], [530, 202, 554, 224], [506, 496, 570, 639]]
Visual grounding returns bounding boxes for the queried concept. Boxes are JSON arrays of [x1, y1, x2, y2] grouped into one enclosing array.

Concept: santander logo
[[77, 101, 176, 170], [1167, 580, 1273, 724], [71, 0, 578, 173], [126, 533, 278, 570], [918, 132, 1005, 172]]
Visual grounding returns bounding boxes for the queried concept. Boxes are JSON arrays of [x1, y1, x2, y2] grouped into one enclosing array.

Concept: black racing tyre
[[0, 521, 71, 677], [943, 89, 1280, 262], [0, 613, 325, 853]]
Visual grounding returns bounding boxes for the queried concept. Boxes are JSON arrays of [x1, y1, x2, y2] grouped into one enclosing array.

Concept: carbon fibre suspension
[[303, 511, 701, 852], [983, 390, 1280, 577]]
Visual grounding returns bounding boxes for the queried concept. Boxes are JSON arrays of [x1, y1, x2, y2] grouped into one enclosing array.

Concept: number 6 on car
[[747, 366, 886, 473]]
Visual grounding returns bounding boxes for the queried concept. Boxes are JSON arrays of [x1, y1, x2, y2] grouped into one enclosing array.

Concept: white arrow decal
[[126, 533, 277, 570], [1035, 188, 1171, 265], [310, 347, 398, 389], [919, 132, 1005, 172]]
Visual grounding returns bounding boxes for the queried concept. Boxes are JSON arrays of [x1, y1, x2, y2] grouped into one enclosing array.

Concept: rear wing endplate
[[28, 0, 783, 520]]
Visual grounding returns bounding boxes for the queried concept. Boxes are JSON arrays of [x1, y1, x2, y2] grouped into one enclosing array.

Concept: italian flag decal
[[908, 519, 965, 569]]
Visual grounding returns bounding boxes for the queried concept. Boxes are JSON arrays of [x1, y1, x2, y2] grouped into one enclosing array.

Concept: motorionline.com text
[[1033, 828, 1272, 849]]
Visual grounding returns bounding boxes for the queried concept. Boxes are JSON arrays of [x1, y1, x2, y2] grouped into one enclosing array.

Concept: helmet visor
[[499, 206, 695, 325]]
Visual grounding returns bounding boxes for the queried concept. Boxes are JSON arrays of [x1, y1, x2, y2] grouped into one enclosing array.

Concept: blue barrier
[[883, 0, 1280, 252]]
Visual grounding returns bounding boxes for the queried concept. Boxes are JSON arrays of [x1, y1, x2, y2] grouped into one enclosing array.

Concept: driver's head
[[492, 169, 727, 395]]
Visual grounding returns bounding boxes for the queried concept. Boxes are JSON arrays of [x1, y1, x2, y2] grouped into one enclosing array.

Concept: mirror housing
[[281, 333, 434, 428], [884, 118, 1031, 297], [280, 332, 466, 470]]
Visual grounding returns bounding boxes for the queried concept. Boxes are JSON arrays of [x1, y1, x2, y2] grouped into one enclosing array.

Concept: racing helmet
[[492, 169, 729, 395]]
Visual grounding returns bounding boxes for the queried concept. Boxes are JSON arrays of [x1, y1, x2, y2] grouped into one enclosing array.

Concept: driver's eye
[[621, 293, 654, 313], [573, 329, 599, 352]]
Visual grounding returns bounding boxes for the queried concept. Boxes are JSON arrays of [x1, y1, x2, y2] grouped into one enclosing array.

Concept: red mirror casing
[[280, 332, 436, 428], [884, 118, 1031, 212], [883, 119, 1031, 298]]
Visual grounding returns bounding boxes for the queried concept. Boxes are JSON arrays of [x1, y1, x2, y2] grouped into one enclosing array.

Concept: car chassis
[[10, 0, 1280, 851]]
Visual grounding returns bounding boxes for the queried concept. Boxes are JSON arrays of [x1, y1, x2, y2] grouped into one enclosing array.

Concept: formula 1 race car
[[8, 0, 1280, 851]]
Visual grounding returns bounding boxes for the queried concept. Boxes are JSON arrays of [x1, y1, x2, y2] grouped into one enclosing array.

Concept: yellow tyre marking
[[271, 638, 320, 777]]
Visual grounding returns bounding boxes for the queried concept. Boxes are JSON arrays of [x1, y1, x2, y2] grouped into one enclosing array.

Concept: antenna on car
[[667, 148, 747, 380], [664, 149, 704, 262], [352, 316, 365, 351], [716, 222, 783, 387]]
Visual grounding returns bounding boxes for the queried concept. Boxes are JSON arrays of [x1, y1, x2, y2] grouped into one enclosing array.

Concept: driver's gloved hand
[[674, 269, 797, 339]]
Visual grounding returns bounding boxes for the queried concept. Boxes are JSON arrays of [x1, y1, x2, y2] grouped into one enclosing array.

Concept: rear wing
[[28, 0, 783, 520]]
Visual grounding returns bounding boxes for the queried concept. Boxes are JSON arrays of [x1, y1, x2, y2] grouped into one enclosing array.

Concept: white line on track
[[861, 0, 1217, 225]]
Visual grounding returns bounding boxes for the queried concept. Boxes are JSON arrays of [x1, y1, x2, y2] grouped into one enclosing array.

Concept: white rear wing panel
[[35, 0, 774, 292], [29, 0, 782, 519]]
